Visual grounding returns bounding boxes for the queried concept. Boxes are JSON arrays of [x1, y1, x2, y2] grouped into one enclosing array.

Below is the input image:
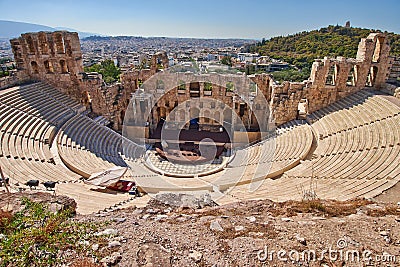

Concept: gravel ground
[[1, 192, 399, 267], [78, 197, 400, 267]]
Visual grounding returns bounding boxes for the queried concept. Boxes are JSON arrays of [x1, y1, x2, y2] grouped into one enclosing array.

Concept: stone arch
[[43, 60, 54, 73], [81, 91, 91, 107], [238, 103, 247, 117], [26, 35, 35, 54], [155, 106, 167, 122], [30, 61, 39, 74], [38, 32, 48, 54], [297, 98, 308, 119], [54, 33, 65, 54], [151, 52, 169, 72], [203, 109, 211, 124], [366, 66, 378, 87], [60, 59, 68, 73], [125, 70, 272, 144], [346, 65, 357, 86], [372, 36, 385, 63], [65, 40, 73, 56], [190, 107, 200, 119], [190, 81, 200, 97], [325, 64, 339, 86]]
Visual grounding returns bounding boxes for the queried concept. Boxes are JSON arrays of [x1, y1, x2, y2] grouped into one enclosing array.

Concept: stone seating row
[[57, 113, 146, 177], [0, 82, 85, 184]]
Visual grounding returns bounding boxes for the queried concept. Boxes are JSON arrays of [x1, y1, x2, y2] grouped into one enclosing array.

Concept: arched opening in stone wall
[[247, 106, 263, 131], [81, 91, 91, 109], [60, 60, 69, 73], [38, 33, 48, 54], [55, 33, 65, 54], [26, 35, 35, 54], [189, 107, 200, 129], [346, 65, 357, 86], [366, 66, 378, 87], [120, 110, 125, 126], [43, 60, 54, 73], [297, 98, 308, 119], [203, 110, 211, 124], [155, 54, 167, 72], [154, 106, 167, 126], [372, 36, 385, 63], [239, 103, 246, 117], [325, 64, 339, 86], [190, 82, 200, 97], [30, 61, 39, 74], [65, 41, 73, 56]]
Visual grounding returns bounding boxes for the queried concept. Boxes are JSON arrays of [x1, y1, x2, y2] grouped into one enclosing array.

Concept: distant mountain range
[[0, 20, 103, 39]]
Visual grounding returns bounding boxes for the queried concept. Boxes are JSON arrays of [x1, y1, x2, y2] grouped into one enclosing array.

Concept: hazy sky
[[1, 0, 399, 39]]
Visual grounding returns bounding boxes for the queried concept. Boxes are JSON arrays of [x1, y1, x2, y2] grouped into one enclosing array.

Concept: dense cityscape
[[1, 34, 297, 82]]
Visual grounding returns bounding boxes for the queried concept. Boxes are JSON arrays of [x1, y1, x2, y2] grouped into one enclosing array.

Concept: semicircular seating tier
[[1, 82, 399, 204], [224, 90, 400, 202], [0, 82, 84, 185], [56, 113, 146, 177]]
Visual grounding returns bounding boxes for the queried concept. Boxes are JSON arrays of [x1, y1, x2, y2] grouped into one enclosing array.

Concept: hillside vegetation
[[250, 25, 400, 73]]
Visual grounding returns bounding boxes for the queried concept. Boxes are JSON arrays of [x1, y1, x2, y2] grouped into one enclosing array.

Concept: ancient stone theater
[[0, 30, 399, 213]]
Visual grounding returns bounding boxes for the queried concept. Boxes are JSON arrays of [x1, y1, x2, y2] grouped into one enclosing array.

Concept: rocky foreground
[[1, 192, 400, 267]]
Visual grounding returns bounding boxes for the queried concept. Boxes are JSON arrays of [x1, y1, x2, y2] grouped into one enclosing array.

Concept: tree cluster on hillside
[[271, 68, 311, 83], [84, 59, 121, 84], [249, 25, 400, 73]]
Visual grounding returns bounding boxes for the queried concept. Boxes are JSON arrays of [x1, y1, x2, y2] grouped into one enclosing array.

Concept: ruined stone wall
[[0, 72, 19, 89], [9, 31, 169, 131], [126, 71, 264, 133], [79, 52, 169, 131], [250, 32, 393, 125], [10, 31, 85, 101], [9, 31, 395, 131]]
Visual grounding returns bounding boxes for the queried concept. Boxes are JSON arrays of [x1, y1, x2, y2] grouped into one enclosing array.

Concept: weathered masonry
[[6, 31, 400, 130]]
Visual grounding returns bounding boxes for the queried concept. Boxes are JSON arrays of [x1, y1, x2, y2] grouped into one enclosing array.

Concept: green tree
[[84, 59, 121, 84], [253, 25, 400, 72], [220, 56, 232, 67]]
